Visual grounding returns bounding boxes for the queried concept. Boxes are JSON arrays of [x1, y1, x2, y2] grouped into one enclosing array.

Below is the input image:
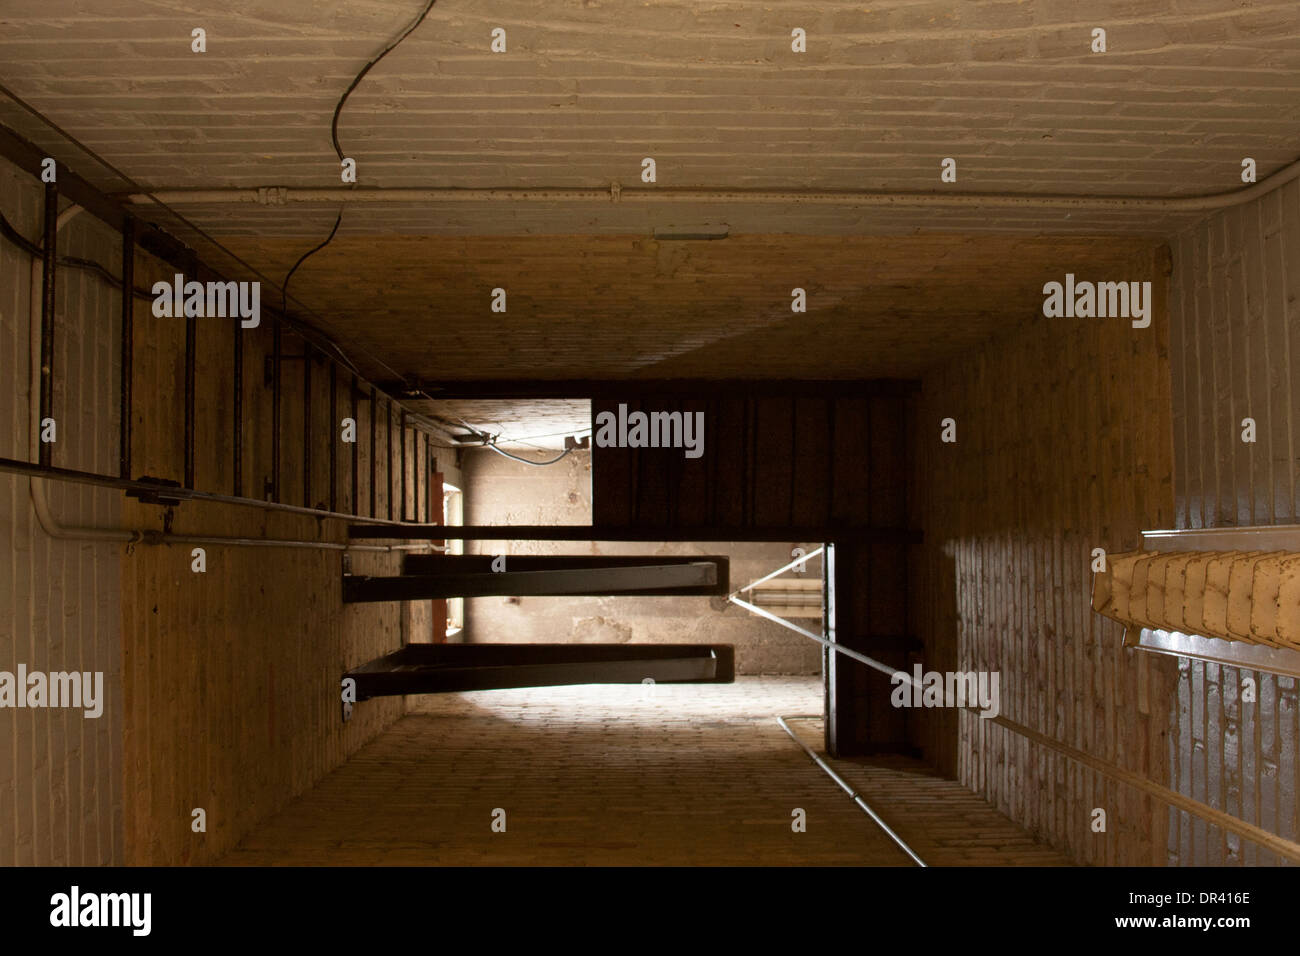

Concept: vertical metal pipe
[[350, 374, 359, 516], [400, 408, 408, 522], [386, 400, 394, 521], [328, 361, 337, 513], [118, 216, 134, 479], [184, 299, 196, 488], [368, 386, 377, 517], [271, 323, 282, 501], [38, 184, 57, 468], [232, 310, 243, 496], [303, 341, 312, 508]]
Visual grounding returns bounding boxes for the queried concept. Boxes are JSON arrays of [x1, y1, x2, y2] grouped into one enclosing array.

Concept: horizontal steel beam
[[343, 561, 721, 602], [350, 522, 920, 544], [345, 642, 734, 698], [403, 553, 728, 577], [386, 378, 921, 399]]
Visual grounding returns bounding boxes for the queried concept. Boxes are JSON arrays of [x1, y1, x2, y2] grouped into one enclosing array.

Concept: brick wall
[[459, 447, 822, 675], [917, 239, 1178, 864], [1166, 181, 1300, 865]]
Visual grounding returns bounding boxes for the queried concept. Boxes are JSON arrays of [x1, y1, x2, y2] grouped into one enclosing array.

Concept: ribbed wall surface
[[1167, 181, 1300, 865], [917, 240, 1177, 865], [0, 155, 124, 864]]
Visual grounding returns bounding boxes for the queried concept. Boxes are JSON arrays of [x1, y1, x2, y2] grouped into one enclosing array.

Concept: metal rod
[[232, 305, 243, 496], [776, 715, 927, 867], [329, 361, 337, 512], [729, 594, 916, 686], [728, 595, 825, 643], [746, 570, 1300, 864], [271, 323, 281, 501], [731, 546, 825, 597], [184, 305, 196, 488], [38, 184, 56, 468], [303, 341, 312, 508], [118, 215, 134, 479]]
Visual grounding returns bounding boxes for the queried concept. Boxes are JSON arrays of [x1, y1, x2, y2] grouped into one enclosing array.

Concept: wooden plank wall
[[1167, 180, 1300, 865], [0, 156, 124, 864], [118, 242, 435, 864], [591, 393, 918, 755], [916, 241, 1178, 865]]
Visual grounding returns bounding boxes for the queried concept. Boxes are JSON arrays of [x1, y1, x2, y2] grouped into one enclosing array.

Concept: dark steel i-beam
[[386, 400, 393, 520], [232, 307, 243, 496], [271, 324, 282, 501], [350, 375, 359, 515], [400, 408, 408, 521], [303, 341, 312, 508], [329, 362, 337, 512], [118, 215, 134, 479], [184, 306, 196, 488], [344, 559, 724, 603], [350, 523, 920, 544], [344, 642, 734, 699], [38, 184, 56, 468], [403, 553, 730, 585], [368, 387, 377, 517]]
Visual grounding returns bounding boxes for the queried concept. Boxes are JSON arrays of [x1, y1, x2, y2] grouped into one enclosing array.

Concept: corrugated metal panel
[[1168, 180, 1300, 865], [0, 155, 123, 865]]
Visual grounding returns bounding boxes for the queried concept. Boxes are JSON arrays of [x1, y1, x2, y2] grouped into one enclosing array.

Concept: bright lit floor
[[219, 677, 1071, 866]]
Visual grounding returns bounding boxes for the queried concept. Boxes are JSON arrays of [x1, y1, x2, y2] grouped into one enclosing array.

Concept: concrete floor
[[220, 677, 1071, 866]]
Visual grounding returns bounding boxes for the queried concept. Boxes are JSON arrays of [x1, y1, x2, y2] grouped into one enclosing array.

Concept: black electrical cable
[[331, 0, 439, 163], [61, 256, 156, 300], [283, 0, 438, 317], [0, 209, 153, 298], [281, 209, 342, 314], [0, 208, 40, 256], [0, 81, 393, 385]]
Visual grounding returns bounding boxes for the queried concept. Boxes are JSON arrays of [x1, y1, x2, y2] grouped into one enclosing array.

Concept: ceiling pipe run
[[126, 156, 1300, 214]]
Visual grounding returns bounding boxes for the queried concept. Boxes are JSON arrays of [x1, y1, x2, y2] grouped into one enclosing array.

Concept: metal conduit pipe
[[777, 715, 926, 867], [741, 582, 1300, 863], [18, 204, 438, 554], [126, 155, 1300, 213], [728, 545, 824, 599], [728, 593, 917, 687]]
